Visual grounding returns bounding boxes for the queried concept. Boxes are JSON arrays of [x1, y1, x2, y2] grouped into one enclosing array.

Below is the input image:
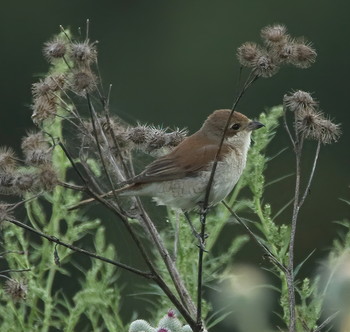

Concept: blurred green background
[[0, 0, 349, 330]]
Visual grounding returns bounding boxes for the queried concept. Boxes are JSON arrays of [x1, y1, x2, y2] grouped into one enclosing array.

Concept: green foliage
[[0, 31, 125, 332]]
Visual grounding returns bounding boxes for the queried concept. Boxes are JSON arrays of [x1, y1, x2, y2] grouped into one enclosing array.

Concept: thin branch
[[287, 115, 306, 332], [222, 201, 287, 273], [5, 217, 152, 279], [58, 181, 86, 192], [136, 201, 197, 318], [283, 101, 296, 149], [298, 140, 321, 208], [196, 72, 259, 325], [0, 268, 31, 274], [312, 311, 340, 332]]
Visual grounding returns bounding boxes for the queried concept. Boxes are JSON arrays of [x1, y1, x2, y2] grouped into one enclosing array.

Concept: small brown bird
[[74, 110, 264, 211]]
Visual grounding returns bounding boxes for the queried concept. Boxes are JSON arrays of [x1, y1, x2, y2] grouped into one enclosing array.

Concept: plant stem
[[196, 73, 258, 327]]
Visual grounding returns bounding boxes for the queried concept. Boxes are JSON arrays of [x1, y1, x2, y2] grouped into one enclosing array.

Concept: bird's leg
[[184, 212, 207, 251], [197, 201, 209, 223]]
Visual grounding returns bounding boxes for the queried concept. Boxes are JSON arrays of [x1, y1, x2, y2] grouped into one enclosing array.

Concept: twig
[[5, 217, 152, 279], [298, 140, 321, 207], [136, 201, 197, 318], [0, 268, 31, 274], [196, 72, 259, 325], [283, 100, 296, 149], [312, 311, 340, 332], [222, 201, 287, 273]]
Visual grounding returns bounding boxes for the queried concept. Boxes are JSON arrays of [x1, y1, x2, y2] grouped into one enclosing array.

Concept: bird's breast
[[210, 147, 247, 205]]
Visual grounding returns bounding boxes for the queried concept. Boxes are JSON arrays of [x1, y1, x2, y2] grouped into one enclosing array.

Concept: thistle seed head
[[0, 147, 17, 171], [13, 172, 36, 192], [261, 24, 288, 45], [290, 41, 317, 68], [70, 41, 97, 66], [31, 96, 57, 124], [0, 172, 16, 195], [127, 125, 149, 145], [297, 114, 341, 144], [32, 74, 67, 97], [252, 54, 279, 77], [35, 165, 58, 191], [283, 90, 318, 113], [22, 132, 49, 153], [0, 202, 12, 223], [237, 42, 262, 67], [70, 69, 97, 95], [43, 38, 67, 62]]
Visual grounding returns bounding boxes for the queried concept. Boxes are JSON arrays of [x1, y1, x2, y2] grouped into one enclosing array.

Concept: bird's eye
[[231, 123, 240, 130]]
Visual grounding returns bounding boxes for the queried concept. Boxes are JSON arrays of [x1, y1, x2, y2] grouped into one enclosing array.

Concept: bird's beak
[[247, 121, 265, 131]]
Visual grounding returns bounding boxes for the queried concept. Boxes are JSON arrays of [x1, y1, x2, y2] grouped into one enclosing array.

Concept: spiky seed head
[[31, 96, 57, 124], [70, 41, 97, 66], [253, 54, 279, 77], [237, 42, 262, 67], [283, 90, 318, 113], [13, 172, 35, 192], [0, 173, 16, 195], [127, 125, 149, 145], [164, 129, 187, 147], [4, 279, 28, 302], [261, 24, 287, 45], [0, 147, 17, 171], [36, 165, 58, 191], [70, 69, 97, 95], [297, 111, 341, 144], [22, 132, 49, 153], [290, 41, 317, 68], [32, 75, 66, 98], [146, 129, 167, 151], [43, 38, 67, 62], [0, 202, 12, 224]]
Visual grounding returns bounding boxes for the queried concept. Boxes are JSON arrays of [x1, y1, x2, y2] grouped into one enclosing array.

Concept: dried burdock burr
[[43, 38, 67, 62]]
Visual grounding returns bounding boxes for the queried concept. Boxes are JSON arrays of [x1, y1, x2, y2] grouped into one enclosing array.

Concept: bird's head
[[201, 109, 264, 142]]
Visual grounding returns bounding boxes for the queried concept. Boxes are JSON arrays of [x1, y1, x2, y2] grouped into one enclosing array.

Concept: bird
[[71, 109, 264, 211]]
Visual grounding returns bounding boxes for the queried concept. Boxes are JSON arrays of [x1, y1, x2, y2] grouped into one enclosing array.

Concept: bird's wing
[[130, 142, 228, 184]]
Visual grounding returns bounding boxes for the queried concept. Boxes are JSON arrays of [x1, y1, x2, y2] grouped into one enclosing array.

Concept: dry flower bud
[[0, 172, 16, 195], [290, 41, 317, 68], [297, 112, 341, 144], [261, 24, 287, 45], [22, 132, 49, 153], [35, 165, 58, 191], [164, 129, 187, 147], [272, 41, 296, 63], [43, 38, 67, 62], [13, 172, 35, 192], [70, 41, 97, 66], [31, 96, 57, 124], [284, 90, 318, 113], [127, 125, 149, 145], [0, 202, 12, 223], [0, 147, 17, 171], [237, 42, 262, 67], [253, 54, 279, 77], [5, 279, 27, 302], [70, 69, 97, 95], [147, 130, 167, 151], [32, 75, 66, 99]]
